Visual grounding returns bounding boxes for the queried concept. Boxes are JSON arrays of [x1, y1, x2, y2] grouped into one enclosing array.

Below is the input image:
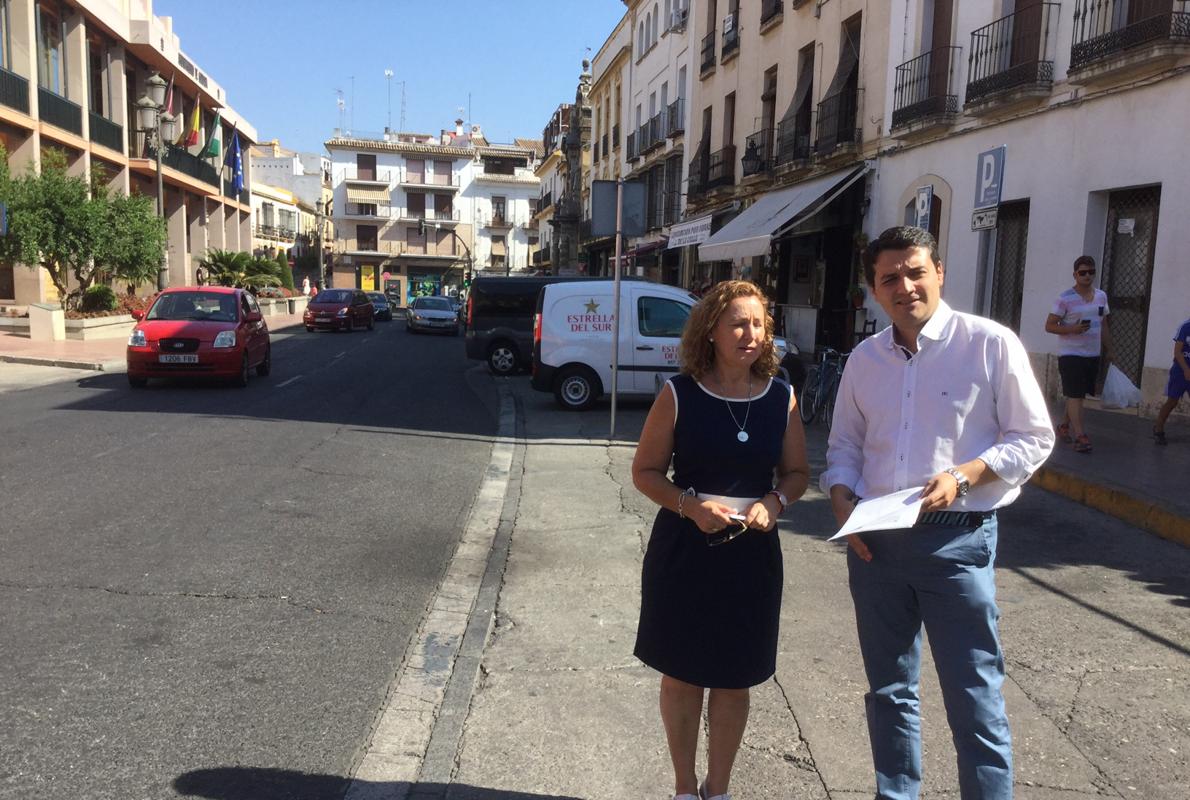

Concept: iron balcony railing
[[151, 142, 220, 187], [666, 98, 685, 137], [775, 115, 813, 165], [347, 167, 396, 183], [705, 145, 736, 189], [0, 66, 29, 114], [38, 88, 82, 135], [892, 46, 963, 129], [612, 123, 621, 149], [593, 141, 600, 161], [664, 189, 681, 226], [1071, 0, 1190, 69], [761, 0, 784, 26], [644, 113, 665, 152], [741, 129, 775, 176], [255, 224, 297, 241], [627, 131, 640, 162], [88, 112, 123, 152], [701, 30, 717, 72], [967, 2, 1060, 105], [815, 88, 861, 155], [688, 153, 707, 198], [536, 192, 553, 215], [722, 18, 741, 58], [601, 133, 609, 159]]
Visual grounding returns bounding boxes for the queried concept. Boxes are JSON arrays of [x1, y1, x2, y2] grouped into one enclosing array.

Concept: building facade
[[873, 0, 1190, 418], [0, 0, 257, 306], [249, 139, 332, 287], [326, 122, 540, 304], [531, 105, 570, 272]]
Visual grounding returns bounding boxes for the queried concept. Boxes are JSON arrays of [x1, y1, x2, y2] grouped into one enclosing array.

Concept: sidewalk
[[0, 311, 310, 371], [1033, 405, 1190, 546], [435, 383, 1190, 799]]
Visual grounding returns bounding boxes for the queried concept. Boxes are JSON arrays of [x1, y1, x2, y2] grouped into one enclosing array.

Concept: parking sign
[[915, 185, 933, 230], [974, 146, 1006, 210]]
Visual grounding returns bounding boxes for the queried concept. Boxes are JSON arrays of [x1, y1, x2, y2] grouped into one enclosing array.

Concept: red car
[[303, 288, 375, 332], [126, 287, 272, 387]]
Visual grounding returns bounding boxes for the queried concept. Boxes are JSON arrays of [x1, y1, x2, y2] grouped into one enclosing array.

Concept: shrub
[[276, 251, 295, 291], [80, 284, 118, 313]]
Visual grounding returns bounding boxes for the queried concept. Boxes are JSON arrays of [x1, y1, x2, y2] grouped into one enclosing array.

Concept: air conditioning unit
[[671, 7, 688, 31]]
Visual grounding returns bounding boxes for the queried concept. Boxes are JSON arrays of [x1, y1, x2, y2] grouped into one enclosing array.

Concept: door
[[1009, 0, 1044, 71], [631, 292, 691, 392], [926, 0, 954, 100], [989, 200, 1030, 333], [1101, 186, 1161, 386], [356, 154, 376, 181], [241, 293, 266, 363], [406, 158, 425, 184]]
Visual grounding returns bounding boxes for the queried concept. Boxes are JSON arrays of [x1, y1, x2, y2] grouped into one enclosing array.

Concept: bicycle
[[798, 348, 849, 427]]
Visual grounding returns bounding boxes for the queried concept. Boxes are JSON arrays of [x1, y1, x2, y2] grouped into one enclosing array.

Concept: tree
[[200, 249, 281, 293], [95, 191, 167, 295], [275, 250, 295, 291], [0, 149, 104, 309]]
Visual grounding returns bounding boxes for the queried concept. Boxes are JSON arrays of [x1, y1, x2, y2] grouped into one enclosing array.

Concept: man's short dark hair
[[1073, 255, 1096, 271], [862, 226, 941, 286]]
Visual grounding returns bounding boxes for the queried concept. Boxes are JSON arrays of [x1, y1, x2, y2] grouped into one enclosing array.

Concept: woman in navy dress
[[632, 280, 809, 800]]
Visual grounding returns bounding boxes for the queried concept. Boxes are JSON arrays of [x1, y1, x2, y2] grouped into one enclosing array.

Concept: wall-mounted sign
[[915, 185, 933, 231], [974, 145, 1007, 210], [1117, 218, 1136, 236], [971, 208, 999, 231]]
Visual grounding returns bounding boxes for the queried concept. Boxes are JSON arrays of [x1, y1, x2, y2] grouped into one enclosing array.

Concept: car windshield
[[415, 297, 453, 311], [315, 290, 352, 304], [367, 294, 388, 304], [147, 292, 238, 322]]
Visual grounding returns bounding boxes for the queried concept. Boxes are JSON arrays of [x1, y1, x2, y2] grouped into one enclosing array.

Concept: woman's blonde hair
[[680, 280, 779, 380]]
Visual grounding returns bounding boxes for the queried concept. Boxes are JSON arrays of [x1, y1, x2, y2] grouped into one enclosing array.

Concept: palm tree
[[199, 249, 281, 293]]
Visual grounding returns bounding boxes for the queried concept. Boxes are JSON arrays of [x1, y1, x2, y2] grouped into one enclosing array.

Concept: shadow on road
[[173, 766, 581, 800]]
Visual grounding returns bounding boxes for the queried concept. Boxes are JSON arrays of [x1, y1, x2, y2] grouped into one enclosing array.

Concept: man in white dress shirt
[[823, 226, 1054, 799]]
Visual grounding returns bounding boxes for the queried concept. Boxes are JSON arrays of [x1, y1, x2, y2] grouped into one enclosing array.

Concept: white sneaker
[[699, 783, 731, 800], [673, 794, 699, 800]]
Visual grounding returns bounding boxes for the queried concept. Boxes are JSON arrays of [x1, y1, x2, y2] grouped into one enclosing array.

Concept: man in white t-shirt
[[1045, 256, 1113, 453]]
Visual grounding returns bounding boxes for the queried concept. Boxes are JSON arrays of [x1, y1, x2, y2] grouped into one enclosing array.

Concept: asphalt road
[[0, 319, 498, 800]]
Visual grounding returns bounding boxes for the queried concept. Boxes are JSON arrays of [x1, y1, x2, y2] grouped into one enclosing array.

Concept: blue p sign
[[974, 146, 1006, 210]]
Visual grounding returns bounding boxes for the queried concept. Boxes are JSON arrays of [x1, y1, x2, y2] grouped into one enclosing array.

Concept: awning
[[667, 215, 713, 248], [490, 238, 506, 256], [347, 186, 390, 204], [628, 240, 666, 257], [698, 163, 870, 262]]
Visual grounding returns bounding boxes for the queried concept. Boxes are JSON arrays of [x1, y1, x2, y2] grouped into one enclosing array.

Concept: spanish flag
[[180, 101, 201, 148]]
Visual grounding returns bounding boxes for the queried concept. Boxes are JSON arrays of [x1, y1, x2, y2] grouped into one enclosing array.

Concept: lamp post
[[136, 72, 176, 291]]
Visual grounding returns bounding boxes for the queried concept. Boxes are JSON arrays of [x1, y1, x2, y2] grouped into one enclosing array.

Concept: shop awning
[[346, 186, 391, 204], [698, 163, 871, 262], [628, 240, 666, 257], [667, 215, 713, 248]]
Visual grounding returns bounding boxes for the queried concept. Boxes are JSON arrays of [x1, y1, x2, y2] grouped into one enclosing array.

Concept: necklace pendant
[[737, 430, 749, 443]]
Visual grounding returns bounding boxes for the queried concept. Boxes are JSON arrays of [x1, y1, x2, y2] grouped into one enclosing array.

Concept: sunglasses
[[1076, 270, 1096, 276], [707, 517, 749, 547]]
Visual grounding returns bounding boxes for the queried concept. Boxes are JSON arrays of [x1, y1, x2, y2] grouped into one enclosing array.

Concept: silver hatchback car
[[406, 296, 459, 335]]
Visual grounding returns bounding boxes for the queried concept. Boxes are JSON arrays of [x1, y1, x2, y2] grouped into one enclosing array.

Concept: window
[[492, 196, 507, 224], [87, 36, 109, 117], [36, 3, 65, 96], [357, 224, 378, 251], [638, 296, 691, 337], [0, 0, 11, 71], [241, 294, 253, 318], [261, 202, 275, 228], [723, 92, 735, 147], [646, 12, 652, 48], [356, 153, 376, 181]]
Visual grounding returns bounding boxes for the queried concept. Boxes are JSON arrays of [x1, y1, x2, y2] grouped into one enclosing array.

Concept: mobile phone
[[1098, 306, 1105, 317]]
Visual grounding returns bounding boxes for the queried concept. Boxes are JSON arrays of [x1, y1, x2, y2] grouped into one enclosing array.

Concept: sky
[[155, 0, 627, 154]]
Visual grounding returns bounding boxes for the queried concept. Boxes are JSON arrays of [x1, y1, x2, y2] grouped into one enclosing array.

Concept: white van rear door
[[628, 290, 691, 393]]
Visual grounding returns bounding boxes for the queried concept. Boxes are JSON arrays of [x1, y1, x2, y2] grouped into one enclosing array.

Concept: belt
[[916, 510, 995, 528]]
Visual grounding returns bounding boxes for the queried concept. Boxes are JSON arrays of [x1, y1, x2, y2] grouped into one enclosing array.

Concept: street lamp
[[136, 72, 176, 290], [741, 139, 762, 176]]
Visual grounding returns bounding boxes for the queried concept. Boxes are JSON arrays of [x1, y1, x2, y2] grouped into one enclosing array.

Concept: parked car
[[303, 288, 375, 332], [366, 292, 394, 321], [465, 275, 629, 376], [406, 296, 460, 335], [126, 286, 271, 388]]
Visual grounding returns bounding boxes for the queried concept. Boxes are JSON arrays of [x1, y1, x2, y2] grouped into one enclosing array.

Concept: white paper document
[[828, 487, 926, 541]]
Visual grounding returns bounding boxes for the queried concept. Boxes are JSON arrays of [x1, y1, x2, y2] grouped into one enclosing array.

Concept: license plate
[[159, 354, 198, 364]]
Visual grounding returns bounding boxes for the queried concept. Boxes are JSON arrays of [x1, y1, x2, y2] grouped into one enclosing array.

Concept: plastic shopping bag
[[1101, 364, 1141, 409]]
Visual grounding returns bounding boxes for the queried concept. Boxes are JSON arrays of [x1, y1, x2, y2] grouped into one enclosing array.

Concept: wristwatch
[[945, 468, 970, 497], [766, 489, 789, 512]]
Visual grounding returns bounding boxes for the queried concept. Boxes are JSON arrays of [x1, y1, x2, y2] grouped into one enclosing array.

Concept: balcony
[[741, 129, 775, 177], [0, 66, 30, 114], [601, 133, 609, 160], [663, 190, 681, 226], [1069, 0, 1190, 82], [398, 169, 460, 191], [700, 31, 717, 74], [38, 88, 82, 136], [482, 213, 514, 229], [666, 99, 685, 137], [891, 46, 962, 132], [642, 113, 665, 154], [151, 142, 219, 187], [761, 0, 784, 30], [775, 115, 813, 167], [255, 224, 297, 242], [815, 88, 861, 156], [626, 131, 640, 162], [723, 21, 741, 62], [593, 141, 600, 162], [706, 145, 736, 190], [345, 168, 395, 185], [966, 3, 1060, 112], [535, 192, 554, 216], [612, 123, 621, 149], [88, 112, 123, 153], [343, 203, 390, 220]]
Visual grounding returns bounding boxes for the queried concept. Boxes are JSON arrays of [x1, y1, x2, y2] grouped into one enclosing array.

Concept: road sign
[[915, 185, 933, 230], [971, 207, 999, 231], [592, 180, 645, 237], [974, 146, 1006, 210]]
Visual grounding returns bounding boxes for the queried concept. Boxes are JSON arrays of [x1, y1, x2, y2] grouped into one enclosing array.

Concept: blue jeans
[[847, 516, 1011, 800]]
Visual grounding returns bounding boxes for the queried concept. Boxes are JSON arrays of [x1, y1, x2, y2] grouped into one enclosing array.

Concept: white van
[[530, 280, 801, 410]]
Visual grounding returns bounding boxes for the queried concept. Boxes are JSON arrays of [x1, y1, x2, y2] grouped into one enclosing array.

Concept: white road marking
[[334, 351, 347, 359], [276, 375, 304, 388]]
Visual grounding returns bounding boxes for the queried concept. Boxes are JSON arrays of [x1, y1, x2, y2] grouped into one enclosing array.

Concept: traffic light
[[463, 271, 472, 288]]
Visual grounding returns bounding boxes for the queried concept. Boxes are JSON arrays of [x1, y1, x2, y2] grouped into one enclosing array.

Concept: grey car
[[406, 296, 459, 335]]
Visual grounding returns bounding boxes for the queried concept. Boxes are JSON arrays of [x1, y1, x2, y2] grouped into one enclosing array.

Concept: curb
[[1032, 465, 1190, 548], [0, 354, 121, 372]]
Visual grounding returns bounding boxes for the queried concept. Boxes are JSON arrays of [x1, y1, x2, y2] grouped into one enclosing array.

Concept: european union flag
[[224, 130, 244, 195]]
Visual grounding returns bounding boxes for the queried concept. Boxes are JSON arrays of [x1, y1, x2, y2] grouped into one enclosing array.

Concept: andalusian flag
[[202, 110, 223, 158]]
